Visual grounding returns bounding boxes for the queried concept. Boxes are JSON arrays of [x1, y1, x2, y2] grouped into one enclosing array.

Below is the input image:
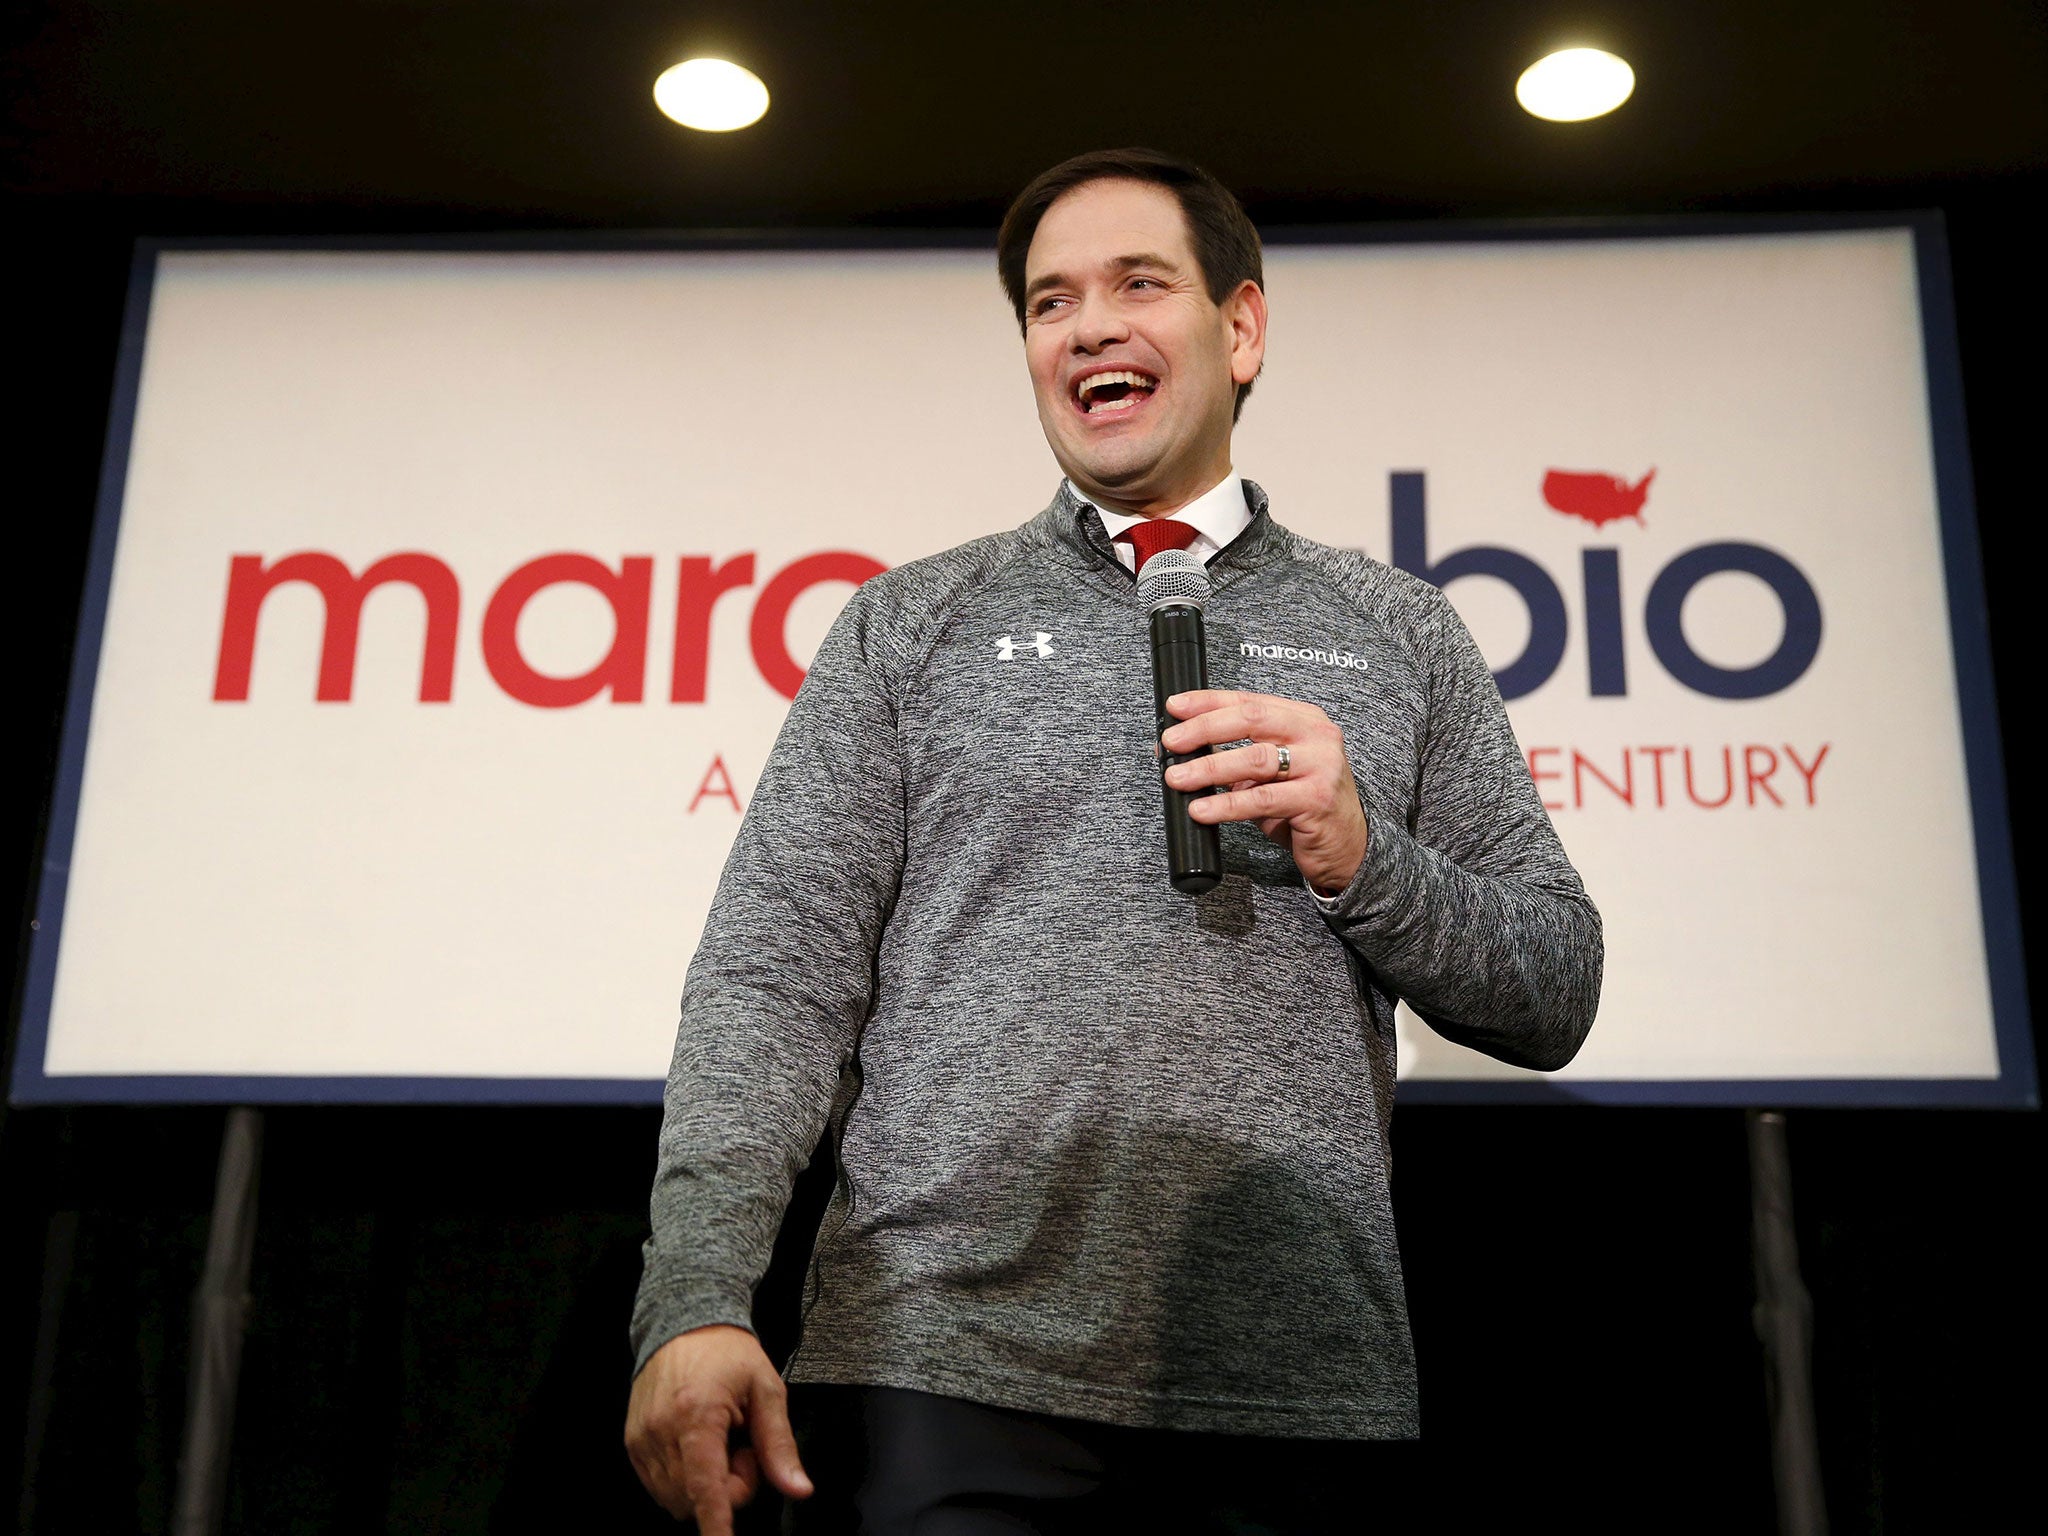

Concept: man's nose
[[1070, 292, 1130, 352]]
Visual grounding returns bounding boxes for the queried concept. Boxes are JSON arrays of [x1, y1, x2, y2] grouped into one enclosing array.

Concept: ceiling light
[[653, 58, 770, 132], [1516, 48, 1635, 122]]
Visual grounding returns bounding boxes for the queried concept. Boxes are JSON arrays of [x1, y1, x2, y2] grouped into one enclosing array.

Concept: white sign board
[[13, 225, 2033, 1105]]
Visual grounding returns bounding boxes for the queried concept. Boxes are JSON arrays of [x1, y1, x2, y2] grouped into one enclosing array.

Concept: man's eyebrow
[[1023, 251, 1185, 303]]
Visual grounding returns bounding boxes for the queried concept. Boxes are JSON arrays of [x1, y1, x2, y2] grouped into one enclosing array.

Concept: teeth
[[1075, 368, 1158, 403]]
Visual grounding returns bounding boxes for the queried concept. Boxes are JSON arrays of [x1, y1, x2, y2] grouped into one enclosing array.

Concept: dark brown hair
[[997, 148, 1264, 420]]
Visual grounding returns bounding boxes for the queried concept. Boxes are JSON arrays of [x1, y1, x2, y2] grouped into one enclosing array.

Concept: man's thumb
[[749, 1377, 814, 1499]]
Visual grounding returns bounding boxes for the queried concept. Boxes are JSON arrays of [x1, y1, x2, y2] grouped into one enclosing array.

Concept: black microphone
[[1138, 548, 1224, 895]]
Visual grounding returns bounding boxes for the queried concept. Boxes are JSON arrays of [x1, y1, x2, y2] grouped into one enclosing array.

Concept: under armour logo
[[995, 632, 1055, 660]]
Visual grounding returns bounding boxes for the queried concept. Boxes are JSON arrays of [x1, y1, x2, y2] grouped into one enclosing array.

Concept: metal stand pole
[[17, 1209, 80, 1534], [1747, 1108, 1828, 1536], [172, 1107, 264, 1536]]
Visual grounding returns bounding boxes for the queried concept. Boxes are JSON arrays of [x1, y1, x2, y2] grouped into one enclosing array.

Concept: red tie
[[1117, 517, 1201, 575]]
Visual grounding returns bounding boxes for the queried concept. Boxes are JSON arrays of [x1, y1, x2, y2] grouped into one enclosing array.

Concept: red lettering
[[481, 554, 653, 708], [214, 551, 460, 703], [1519, 743, 1829, 812], [1744, 744, 1784, 807], [1683, 746, 1735, 809], [1571, 748, 1633, 808], [689, 753, 744, 813], [670, 554, 757, 704], [747, 551, 887, 701], [1785, 742, 1830, 806], [1639, 746, 1675, 809], [1526, 747, 1564, 811]]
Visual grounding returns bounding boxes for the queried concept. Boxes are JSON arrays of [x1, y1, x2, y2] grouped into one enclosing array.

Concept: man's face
[[1021, 178, 1266, 515]]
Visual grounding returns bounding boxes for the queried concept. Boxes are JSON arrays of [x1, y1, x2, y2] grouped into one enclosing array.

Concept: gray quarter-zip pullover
[[632, 481, 1602, 1438]]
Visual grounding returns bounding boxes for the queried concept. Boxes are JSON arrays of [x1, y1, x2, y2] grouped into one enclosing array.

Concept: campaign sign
[[10, 222, 2034, 1105]]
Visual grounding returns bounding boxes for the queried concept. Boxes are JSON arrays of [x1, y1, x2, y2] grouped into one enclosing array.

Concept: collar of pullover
[[1027, 478, 1284, 594]]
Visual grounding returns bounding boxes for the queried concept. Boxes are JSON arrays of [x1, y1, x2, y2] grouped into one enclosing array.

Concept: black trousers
[[782, 1384, 1412, 1535]]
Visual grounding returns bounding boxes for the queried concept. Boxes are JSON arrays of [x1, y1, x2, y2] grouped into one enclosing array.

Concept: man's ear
[[1225, 280, 1268, 387]]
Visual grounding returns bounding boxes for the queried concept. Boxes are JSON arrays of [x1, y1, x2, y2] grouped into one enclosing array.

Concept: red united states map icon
[[1543, 467, 1656, 528]]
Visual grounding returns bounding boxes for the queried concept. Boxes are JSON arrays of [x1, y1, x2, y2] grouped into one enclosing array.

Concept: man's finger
[[747, 1377, 815, 1500], [1163, 688, 1251, 718], [1189, 779, 1313, 824], [728, 1443, 761, 1502], [635, 1430, 700, 1522], [625, 1444, 679, 1521], [692, 1491, 736, 1536], [1161, 698, 1313, 753], [1167, 740, 1294, 791], [1160, 702, 1260, 750], [1218, 778, 1295, 842], [679, 1422, 738, 1536]]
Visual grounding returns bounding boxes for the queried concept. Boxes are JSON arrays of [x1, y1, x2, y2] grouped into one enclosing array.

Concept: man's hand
[[1161, 689, 1369, 897], [624, 1324, 813, 1533]]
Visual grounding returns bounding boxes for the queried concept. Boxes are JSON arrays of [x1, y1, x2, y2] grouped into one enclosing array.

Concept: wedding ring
[[1274, 743, 1292, 779]]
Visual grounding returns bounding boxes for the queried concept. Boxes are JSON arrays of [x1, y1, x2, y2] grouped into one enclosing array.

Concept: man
[[625, 148, 1602, 1534]]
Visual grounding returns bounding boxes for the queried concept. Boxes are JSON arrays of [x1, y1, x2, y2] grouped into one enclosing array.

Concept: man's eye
[[1034, 296, 1070, 315]]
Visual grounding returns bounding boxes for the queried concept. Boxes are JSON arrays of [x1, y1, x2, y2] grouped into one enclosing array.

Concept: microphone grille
[[1136, 548, 1212, 612]]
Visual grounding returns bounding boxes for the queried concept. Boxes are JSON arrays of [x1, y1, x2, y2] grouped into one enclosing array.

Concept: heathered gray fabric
[[633, 481, 1602, 1438]]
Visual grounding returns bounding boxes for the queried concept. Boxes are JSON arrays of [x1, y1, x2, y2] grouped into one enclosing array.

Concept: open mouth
[[1073, 368, 1158, 416]]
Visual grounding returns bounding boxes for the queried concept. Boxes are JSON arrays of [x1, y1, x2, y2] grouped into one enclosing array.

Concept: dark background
[[3, 3, 2043, 1530]]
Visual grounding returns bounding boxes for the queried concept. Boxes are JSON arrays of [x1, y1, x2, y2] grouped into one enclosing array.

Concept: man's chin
[[1057, 440, 1166, 500]]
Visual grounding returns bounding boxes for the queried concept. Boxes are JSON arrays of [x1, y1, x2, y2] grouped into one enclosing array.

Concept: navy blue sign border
[[9, 214, 2036, 1109]]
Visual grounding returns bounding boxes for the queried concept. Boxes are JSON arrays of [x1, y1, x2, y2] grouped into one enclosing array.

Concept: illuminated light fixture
[[1516, 47, 1635, 122], [653, 58, 770, 132]]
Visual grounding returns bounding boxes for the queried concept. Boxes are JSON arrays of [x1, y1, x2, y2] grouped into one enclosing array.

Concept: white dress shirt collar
[[1071, 474, 1255, 571]]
